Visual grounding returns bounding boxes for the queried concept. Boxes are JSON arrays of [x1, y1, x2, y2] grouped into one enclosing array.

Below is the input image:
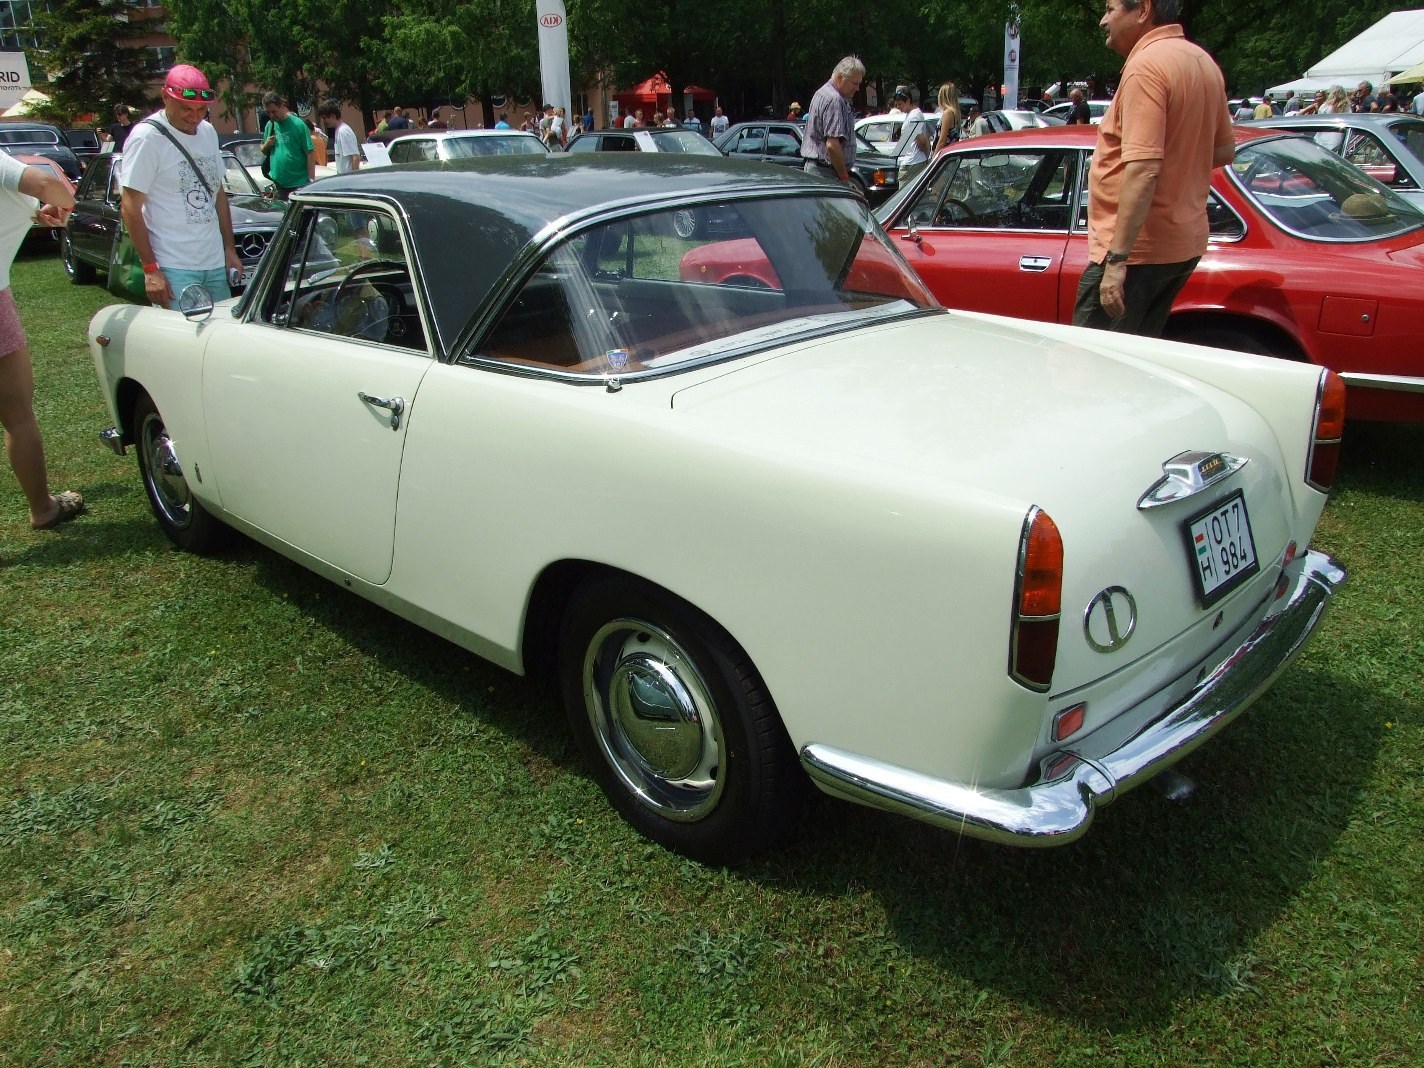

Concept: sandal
[[32, 490, 85, 530]]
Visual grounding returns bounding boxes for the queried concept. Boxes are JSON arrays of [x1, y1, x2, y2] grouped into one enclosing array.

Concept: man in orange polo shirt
[[1073, 0, 1234, 336]]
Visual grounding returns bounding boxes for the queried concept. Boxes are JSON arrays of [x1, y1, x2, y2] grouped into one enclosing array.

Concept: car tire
[[558, 573, 802, 866], [1172, 324, 1297, 359], [60, 231, 96, 285], [671, 208, 704, 240], [133, 392, 228, 553]]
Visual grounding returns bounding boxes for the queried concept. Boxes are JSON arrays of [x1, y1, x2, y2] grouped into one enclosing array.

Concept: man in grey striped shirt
[[801, 56, 866, 200]]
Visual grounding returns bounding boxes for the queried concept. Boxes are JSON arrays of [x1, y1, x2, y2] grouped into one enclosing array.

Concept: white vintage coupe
[[89, 155, 1346, 865]]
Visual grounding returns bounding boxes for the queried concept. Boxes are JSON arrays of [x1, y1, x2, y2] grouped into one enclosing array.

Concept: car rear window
[[1230, 136, 1424, 242], [443, 135, 547, 158], [0, 128, 59, 146], [475, 195, 940, 378]]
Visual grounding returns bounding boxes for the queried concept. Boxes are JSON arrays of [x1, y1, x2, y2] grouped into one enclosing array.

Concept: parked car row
[[61, 149, 284, 293]]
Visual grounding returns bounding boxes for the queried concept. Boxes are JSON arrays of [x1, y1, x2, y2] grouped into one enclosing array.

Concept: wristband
[[838, 172, 849, 181], [142, 262, 161, 274]]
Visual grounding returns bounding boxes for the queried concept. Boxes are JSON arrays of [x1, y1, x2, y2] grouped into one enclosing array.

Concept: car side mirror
[[178, 284, 214, 321]]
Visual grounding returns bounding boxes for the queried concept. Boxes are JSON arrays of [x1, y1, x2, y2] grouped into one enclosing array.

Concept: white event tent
[[1267, 9, 1424, 97]]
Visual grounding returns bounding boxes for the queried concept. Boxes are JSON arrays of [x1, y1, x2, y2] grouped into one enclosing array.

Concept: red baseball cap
[[163, 64, 213, 100]]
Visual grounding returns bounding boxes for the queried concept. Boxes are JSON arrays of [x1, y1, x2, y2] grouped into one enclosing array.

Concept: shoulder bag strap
[[141, 117, 215, 203]]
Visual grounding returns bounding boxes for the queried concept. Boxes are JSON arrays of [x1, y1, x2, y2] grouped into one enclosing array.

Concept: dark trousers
[[1072, 257, 1200, 337]]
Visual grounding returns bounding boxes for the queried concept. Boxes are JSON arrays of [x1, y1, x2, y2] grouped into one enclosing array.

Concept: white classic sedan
[[89, 155, 1346, 865]]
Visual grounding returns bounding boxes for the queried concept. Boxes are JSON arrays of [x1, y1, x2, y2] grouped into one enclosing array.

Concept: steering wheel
[[936, 198, 975, 224], [330, 260, 404, 341], [331, 259, 404, 307]]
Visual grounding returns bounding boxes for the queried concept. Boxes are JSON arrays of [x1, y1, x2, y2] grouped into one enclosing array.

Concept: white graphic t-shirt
[[120, 113, 225, 271]]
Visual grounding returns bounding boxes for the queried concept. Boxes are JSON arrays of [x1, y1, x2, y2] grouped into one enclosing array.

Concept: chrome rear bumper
[[801, 550, 1346, 846]]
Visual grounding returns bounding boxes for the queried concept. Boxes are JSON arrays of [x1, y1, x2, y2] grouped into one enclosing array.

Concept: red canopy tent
[[613, 72, 716, 116]]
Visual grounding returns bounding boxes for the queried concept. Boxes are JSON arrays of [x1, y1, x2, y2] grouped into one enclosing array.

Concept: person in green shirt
[[260, 91, 315, 200]]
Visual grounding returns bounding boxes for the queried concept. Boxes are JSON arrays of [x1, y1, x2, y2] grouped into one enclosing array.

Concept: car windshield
[[476, 195, 940, 378], [221, 153, 263, 195], [1229, 136, 1424, 241], [227, 141, 266, 168], [650, 130, 722, 156]]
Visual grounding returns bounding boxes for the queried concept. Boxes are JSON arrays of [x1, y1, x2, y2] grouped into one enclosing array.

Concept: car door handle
[[358, 391, 404, 431], [1019, 255, 1053, 272]]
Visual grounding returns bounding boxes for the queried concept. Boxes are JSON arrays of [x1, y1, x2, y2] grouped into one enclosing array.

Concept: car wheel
[[60, 231, 96, 285], [134, 392, 227, 553], [559, 574, 802, 865], [671, 208, 703, 240]]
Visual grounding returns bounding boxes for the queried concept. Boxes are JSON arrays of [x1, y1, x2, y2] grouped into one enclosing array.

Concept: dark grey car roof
[[294, 154, 845, 349]]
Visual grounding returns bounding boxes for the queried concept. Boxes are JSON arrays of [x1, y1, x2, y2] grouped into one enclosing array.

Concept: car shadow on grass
[[745, 661, 1384, 1029], [1337, 420, 1424, 503]]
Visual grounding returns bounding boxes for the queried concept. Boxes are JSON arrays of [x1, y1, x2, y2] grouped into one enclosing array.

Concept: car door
[[200, 203, 434, 584], [68, 154, 120, 267], [884, 146, 1079, 320]]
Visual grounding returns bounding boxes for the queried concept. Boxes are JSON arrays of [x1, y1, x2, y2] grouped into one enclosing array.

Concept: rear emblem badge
[[1084, 586, 1137, 652]]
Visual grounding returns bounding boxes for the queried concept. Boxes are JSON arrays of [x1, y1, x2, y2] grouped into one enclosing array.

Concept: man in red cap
[[120, 63, 243, 309]]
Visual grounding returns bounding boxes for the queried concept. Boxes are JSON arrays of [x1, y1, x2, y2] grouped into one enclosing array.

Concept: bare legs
[[0, 342, 76, 529]]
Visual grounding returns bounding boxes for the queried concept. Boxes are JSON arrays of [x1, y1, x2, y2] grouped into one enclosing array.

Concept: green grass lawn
[[2, 247, 1420, 1066]]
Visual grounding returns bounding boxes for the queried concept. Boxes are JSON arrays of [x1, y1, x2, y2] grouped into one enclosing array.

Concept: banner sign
[[536, 0, 572, 114], [0, 53, 33, 113], [1004, 19, 1021, 112]]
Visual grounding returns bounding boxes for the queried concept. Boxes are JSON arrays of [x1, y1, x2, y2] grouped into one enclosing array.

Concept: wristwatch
[[1105, 250, 1130, 265]]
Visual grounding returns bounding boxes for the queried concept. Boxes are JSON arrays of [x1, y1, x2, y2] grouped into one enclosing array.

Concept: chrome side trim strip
[[801, 550, 1346, 846], [1337, 372, 1424, 394]]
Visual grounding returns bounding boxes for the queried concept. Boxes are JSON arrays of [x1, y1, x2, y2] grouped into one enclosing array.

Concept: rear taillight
[[1306, 370, 1345, 491], [1009, 507, 1063, 692]]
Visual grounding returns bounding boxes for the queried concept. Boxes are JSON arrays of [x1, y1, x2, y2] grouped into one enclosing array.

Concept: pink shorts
[[0, 289, 26, 357]]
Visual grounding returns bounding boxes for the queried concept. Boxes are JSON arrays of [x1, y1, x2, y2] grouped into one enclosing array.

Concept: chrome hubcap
[[583, 618, 724, 821], [140, 412, 192, 528]]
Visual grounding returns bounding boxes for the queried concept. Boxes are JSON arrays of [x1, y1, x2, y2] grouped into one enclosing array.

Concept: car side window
[[766, 130, 800, 158], [600, 134, 637, 152], [1206, 191, 1246, 240], [1343, 131, 1413, 187], [77, 155, 111, 200], [261, 207, 427, 352], [906, 150, 1074, 231], [731, 127, 765, 155]]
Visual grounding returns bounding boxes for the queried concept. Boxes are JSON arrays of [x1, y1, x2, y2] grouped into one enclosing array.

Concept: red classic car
[[862, 126, 1424, 421]]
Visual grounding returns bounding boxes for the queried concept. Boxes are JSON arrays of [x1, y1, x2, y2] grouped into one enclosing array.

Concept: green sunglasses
[[165, 86, 215, 101]]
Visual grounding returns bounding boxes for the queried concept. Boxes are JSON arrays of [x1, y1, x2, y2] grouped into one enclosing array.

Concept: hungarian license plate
[[1184, 490, 1259, 607]]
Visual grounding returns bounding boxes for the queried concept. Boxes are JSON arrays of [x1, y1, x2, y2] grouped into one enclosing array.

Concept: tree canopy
[[21, 0, 1394, 126]]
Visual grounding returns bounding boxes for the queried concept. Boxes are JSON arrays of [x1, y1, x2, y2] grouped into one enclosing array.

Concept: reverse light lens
[[1306, 370, 1345, 491], [1009, 507, 1063, 692]]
